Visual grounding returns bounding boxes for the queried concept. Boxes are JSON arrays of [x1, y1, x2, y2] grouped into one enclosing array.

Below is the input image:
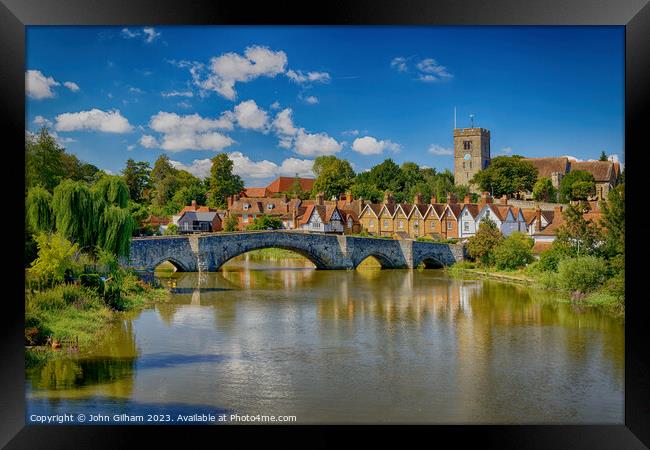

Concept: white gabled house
[[458, 204, 480, 239], [298, 204, 344, 233]]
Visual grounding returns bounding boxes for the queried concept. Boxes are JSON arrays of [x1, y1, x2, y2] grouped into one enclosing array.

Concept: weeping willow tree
[[52, 180, 98, 250], [93, 175, 130, 208], [98, 206, 135, 257], [26, 186, 54, 233]]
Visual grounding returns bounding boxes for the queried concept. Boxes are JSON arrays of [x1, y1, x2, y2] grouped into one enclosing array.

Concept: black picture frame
[[2, 0, 648, 447]]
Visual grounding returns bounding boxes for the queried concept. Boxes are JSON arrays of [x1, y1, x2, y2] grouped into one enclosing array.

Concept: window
[[463, 222, 470, 232], [469, 161, 472, 169], [243, 204, 249, 210], [398, 220, 404, 229], [414, 220, 419, 228], [383, 219, 389, 228], [267, 204, 274, 210], [242, 214, 249, 223], [463, 140, 472, 150], [369, 220, 374, 227], [431, 221, 435, 229], [447, 221, 453, 230]]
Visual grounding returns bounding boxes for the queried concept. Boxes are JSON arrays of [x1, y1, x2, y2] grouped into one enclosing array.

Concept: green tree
[[93, 175, 130, 208], [493, 232, 534, 270], [150, 155, 180, 208], [466, 218, 504, 266], [367, 158, 404, 193], [29, 233, 80, 286], [52, 180, 98, 249], [312, 155, 356, 200], [600, 183, 624, 257], [163, 224, 179, 236], [122, 159, 151, 203], [470, 155, 537, 197], [557, 256, 609, 293], [26, 187, 54, 233], [208, 153, 244, 209], [97, 206, 135, 257], [223, 214, 239, 232], [246, 215, 283, 230], [558, 170, 595, 203], [532, 177, 557, 202], [555, 203, 602, 256], [25, 128, 66, 191], [61, 153, 99, 183], [599, 151, 608, 161]]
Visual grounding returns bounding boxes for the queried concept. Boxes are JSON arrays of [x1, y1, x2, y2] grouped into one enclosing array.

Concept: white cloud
[[33, 115, 53, 127], [390, 57, 408, 72], [63, 81, 80, 92], [147, 111, 235, 152], [304, 95, 319, 104], [26, 70, 60, 99], [127, 144, 135, 151], [161, 90, 193, 98], [272, 108, 298, 136], [270, 101, 281, 110], [342, 129, 360, 136], [286, 69, 331, 84], [233, 100, 269, 131], [501, 146, 513, 154], [122, 27, 161, 43], [416, 58, 453, 81], [194, 46, 287, 100], [55, 109, 133, 133], [294, 129, 342, 156], [352, 136, 400, 155], [427, 144, 453, 156], [177, 101, 192, 109], [170, 154, 314, 180], [139, 135, 158, 148], [143, 27, 161, 43]]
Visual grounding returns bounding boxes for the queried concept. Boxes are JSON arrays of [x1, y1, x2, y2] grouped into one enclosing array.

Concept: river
[[26, 255, 624, 424]]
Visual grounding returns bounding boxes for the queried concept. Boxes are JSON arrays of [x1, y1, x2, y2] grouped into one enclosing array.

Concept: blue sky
[[25, 26, 624, 187]]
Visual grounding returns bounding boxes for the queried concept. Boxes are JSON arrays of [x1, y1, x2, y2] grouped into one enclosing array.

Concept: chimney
[[499, 195, 508, 205], [191, 199, 197, 208], [413, 192, 423, 205], [430, 195, 437, 204], [234, 193, 240, 202], [446, 192, 456, 204], [554, 205, 563, 216], [383, 191, 394, 204], [346, 192, 353, 203], [281, 193, 288, 203], [227, 196, 233, 209], [316, 192, 324, 206], [536, 206, 542, 231], [358, 197, 365, 214], [292, 205, 297, 229], [463, 195, 471, 205]]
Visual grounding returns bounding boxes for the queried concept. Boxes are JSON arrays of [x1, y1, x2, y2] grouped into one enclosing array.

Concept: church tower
[[453, 127, 491, 191]]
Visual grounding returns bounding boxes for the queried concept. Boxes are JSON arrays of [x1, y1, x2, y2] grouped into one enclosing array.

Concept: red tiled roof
[[462, 204, 480, 218], [299, 205, 316, 225], [243, 187, 268, 198], [267, 177, 315, 194], [430, 204, 446, 219], [524, 157, 570, 178], [570, 161, 616, 182]]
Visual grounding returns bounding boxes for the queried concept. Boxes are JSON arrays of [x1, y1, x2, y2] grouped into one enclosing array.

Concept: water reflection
[[26, 256, 624, 424]]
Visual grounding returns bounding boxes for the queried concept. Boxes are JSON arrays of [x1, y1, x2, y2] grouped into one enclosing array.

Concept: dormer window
[[243, 204, 249, 210], [267, 204, 274, 210]]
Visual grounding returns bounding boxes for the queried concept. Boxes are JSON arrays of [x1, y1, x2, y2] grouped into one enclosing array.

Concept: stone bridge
[[123, 231, 465, 272]]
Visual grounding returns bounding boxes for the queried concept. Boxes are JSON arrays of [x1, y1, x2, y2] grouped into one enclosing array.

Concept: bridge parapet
[[124, 231, 464, 272]]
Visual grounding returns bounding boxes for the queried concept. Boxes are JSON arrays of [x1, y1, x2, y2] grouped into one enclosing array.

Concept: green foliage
[[122, 159, 151, 203], [79, 273, 104, 292], [559, 170, 595, 203], [29, 233, 80, 286], [493, 232, 534, 270], [555, 203, 602, 256], [532, 177, 556, 202], [168, 182, 207, 215], [350, 181, 383, 203], [163, 223, 179, 235], [208, 153, 245, 208], [93, 175, 130, 208], [312, 155, 356, 200], [365, 158, 403, 193], [25, 128, 66, 192], [600, 183, 624, 257], [466, 218, 504, 266], [150, 155, 180, 208], [470, 156, 538, 197], [557, 256, 609, 293], [61, 153, 100, 184], [599, 151, 608, 162], [97, 206, 134, 257], [246, 215, 283, 230], [52, 179, 98, 249], [537, 244, 570, 272], [26, 187, 54, 233], [95, 246, 119, 274]]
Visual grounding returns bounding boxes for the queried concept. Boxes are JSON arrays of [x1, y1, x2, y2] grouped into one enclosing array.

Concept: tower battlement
[[453, 127, 491, 192]]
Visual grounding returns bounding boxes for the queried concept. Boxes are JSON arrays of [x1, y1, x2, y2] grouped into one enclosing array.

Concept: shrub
[[163, 223, 179, 235], [557, 256, 609, 293], [79, 273, 104, 292], [29, 233, 80, 286], [246, 215, 283, 231], [103, 281, 124, 310], [494, 232, 534, 270], [537, 245, 568, 272], [466, 218, 504, 266]]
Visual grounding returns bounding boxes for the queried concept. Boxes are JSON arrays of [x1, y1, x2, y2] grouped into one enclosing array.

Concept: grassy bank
[[244, 248, 307, 259], [447, 261, 624, 317], [25, 272, 169, 366]]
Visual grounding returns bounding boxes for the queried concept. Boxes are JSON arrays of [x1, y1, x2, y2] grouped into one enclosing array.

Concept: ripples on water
[[26, 255, 624, 424]]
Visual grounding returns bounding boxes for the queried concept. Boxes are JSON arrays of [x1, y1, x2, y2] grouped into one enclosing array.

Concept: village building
[[242, 176, 315, 198], [177, 210, 222, 233]]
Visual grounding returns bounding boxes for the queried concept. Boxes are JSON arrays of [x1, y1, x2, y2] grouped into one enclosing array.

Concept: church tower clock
[[453, 127, 491, 192]]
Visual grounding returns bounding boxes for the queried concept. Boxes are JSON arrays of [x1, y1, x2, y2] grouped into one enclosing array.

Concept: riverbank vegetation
[[453, 184, 624, 316]]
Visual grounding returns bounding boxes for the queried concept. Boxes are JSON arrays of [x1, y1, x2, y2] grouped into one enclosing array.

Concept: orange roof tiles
[[267, 177, 315, 194], [524, 157, 571, 178]]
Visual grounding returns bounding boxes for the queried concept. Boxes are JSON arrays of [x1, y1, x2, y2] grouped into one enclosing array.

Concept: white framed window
[[398, 220, 404, 229], [369, 219, 374, 227], [242, 214, 249, 223], [414, 220, 419, 228], [447, 221, 453, 230], [383, 219, 389, 228], [243, 204, 249, 210], [463, 222, 470, 232]]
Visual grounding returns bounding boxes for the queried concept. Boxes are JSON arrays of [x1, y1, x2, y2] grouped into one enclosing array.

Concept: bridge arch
[[215, 243, 327, 270], [354, 253, 395, 269], [151, 256, 191, 272]]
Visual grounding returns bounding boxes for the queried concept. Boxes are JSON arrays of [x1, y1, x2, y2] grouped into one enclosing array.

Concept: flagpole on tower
[[454, 107, 457, 129]]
